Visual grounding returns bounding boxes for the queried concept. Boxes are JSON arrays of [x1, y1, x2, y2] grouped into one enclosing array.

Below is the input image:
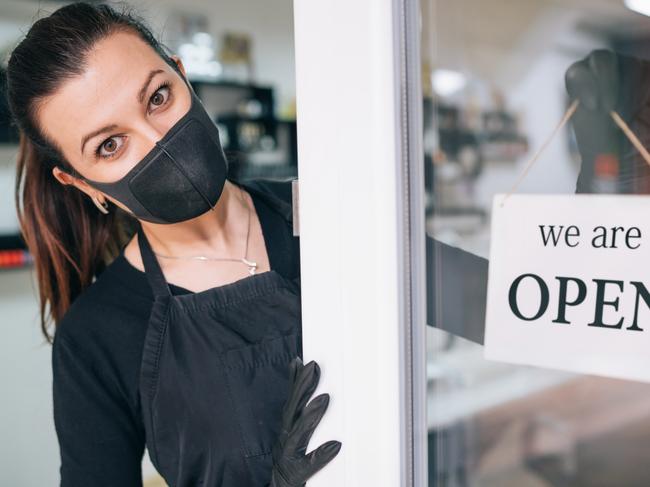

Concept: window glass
[[422, 1, 650, 484]]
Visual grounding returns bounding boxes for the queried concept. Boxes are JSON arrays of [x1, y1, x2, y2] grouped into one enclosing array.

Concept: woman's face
[[41, 30, 192, 211]]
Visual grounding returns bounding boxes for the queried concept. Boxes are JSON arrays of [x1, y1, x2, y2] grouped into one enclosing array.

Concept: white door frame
[[293, 0, 427, 485]]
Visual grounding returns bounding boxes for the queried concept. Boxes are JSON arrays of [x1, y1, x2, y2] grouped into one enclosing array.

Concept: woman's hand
[[566, 49, 619, 113], [565, 49, 621, 194], [268, 357, 342, 487], [565, 49, 650, 194]]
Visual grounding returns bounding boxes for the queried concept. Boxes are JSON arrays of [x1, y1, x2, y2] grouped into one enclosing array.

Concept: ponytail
[[6, 2, 179, 343], [15, 131, 133, 343]]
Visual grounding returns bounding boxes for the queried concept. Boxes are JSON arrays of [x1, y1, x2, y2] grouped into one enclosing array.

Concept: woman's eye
[[149, 84, 171, 110], [95, 135, 125, 159], [92, 83, 171, 160]]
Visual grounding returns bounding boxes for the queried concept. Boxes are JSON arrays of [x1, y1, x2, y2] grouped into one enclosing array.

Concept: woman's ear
[[52, 166, 75, 186], [51, 167, 130, 214], [52, 166, 96, 198], [170, 54, 187, 78]]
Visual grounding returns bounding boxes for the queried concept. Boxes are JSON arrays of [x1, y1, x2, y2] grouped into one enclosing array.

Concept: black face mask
[[71, 75, 228, 224]]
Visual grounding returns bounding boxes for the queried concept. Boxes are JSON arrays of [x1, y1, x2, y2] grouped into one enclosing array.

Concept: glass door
[[421, 0, 650, 485]]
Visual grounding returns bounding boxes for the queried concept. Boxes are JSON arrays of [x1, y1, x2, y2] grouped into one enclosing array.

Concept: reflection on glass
[[422, 0, 650, 485]]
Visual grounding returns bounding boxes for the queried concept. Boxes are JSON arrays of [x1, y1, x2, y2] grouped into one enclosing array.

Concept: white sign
[[484, 193, 650, 383]]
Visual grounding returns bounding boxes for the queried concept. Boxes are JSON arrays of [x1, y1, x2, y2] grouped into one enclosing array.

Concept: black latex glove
[[268, 357, 342, 487], [565, 48, 650, 194]]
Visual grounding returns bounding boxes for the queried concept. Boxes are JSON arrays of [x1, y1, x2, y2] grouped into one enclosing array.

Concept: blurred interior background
[[0, 0, 296, 485]]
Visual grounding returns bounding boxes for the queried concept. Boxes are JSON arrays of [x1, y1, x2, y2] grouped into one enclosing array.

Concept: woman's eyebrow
[[79, 68, 165, 155], [80, 123, 118, 155], [137, 68, 165, 103]]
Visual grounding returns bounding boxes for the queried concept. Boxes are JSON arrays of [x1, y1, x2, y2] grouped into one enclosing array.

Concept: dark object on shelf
[[0, 234, 31, 269], [482, 109, 517, 134], [434, 103, 483, 179], [217, 115, 297, 181], [423, 99, 484, 218], [190, 79, 275, 119], [480, 110, 528, 163], [426, 99, 529, 170], [189, 79, 297, 181], [423, 98, 528, 217], [0, 233, 26, 251]]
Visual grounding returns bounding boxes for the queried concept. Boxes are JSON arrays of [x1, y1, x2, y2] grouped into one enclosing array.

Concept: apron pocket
[[222, 332, 299, 458]]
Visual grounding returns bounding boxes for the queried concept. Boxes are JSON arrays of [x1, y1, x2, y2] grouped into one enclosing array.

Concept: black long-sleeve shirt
[[52, 179, 301, 486], [52, 181, 489, 486]]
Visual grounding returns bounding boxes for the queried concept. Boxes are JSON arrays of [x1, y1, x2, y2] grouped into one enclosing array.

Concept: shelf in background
[[0, 233, 32, 269]]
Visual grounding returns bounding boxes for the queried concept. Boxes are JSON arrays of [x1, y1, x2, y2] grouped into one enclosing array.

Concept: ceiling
[[422, 0, 650, 89], [3, 0, 650, 88]]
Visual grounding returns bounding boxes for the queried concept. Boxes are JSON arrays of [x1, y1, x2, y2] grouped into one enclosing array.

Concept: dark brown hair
[[5, 1, 184, 344]]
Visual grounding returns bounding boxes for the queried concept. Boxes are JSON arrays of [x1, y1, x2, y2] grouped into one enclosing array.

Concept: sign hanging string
[[610, 110, 650, 165], [500, 100, 650, 206]]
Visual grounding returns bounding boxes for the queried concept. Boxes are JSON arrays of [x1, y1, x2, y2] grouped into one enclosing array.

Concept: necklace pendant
[[242, 257, 257, 275]]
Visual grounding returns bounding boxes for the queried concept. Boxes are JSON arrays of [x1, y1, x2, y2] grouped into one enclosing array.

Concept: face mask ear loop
[[157, 142, 217, 211]]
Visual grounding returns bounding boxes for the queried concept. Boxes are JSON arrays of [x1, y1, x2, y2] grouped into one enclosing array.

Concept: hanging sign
[[484, 193, 650, 383]]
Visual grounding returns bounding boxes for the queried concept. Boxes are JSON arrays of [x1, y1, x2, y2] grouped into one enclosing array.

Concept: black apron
[[137, 178, 302, 487]]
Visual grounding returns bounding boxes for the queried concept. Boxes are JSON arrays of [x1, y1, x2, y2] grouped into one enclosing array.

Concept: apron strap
[[137, 223, 172, 298], [232, 176, 294, 229]]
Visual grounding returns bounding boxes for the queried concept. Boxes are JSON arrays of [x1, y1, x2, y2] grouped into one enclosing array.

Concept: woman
[[6, 2, 340, 486]]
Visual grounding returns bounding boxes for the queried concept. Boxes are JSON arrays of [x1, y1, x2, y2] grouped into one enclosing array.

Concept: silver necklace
[[151, 186, 258, 275]]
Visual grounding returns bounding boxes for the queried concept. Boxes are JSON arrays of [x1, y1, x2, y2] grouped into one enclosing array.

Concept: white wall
[[1, 0, 296, 115], [137, 0, 296, 116], [0, 267, 60, 486]]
